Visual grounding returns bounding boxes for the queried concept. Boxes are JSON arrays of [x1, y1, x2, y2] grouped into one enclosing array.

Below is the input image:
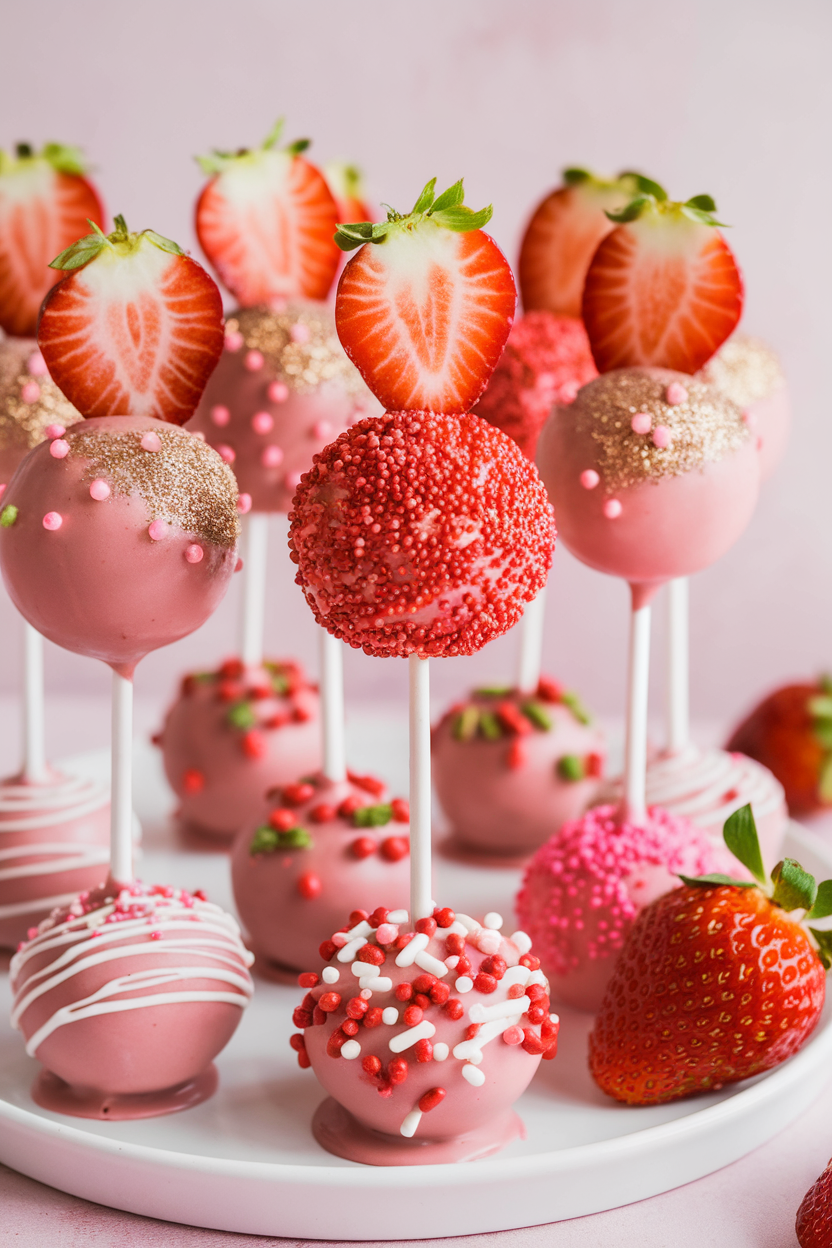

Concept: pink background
[[1, 0, 831, 736]]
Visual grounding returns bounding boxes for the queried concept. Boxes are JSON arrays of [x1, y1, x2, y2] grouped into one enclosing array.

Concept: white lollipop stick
[[319, 629, 346, 783], [22, 623, 48, 783], [666, 576, 689, 754], [110, 670, 134, 884], [408, 653, 433, 922], [239, 512, 269, 667], [622, 598, 652, 826], [516, 586, 547, 695]]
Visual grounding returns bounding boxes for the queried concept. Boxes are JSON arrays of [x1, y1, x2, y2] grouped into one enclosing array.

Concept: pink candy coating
[[42, 512, 62, 531], [185, 544, 204, 564], [579, 469, 599, 490], [252, 412, 274, 435], [89, 479, 110, 501], [148, 519, 169, 541]]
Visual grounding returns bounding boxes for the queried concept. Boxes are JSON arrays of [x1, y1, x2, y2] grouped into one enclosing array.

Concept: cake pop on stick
[[0, 143, 111, 948], [3, 217, 254, 1117]]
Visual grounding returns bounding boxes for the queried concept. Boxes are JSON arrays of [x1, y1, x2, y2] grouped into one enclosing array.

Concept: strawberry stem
[[49, 219, 184, 272], [334, 177, 492, 252]]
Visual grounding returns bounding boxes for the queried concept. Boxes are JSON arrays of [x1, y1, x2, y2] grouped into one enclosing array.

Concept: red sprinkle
[[507, 739, 527, 770], [297, 1050, 311, 1069], [537, 676, 563, 703], [520, 953, 541, 970], [413, 993, 430, 1010], [362, 1055, 382, 1075], [394, 932, 414, 951], [456, 956, 473, 977], [444, 998, 464, 1020], [296, 871, 321, 900], [369, 908, 389, 928], [412, 973, 437, 994], [349, 909, 370, 925], [527, 1004, 546, 1024], [522, 1028, 545, 1055], [586, 751, 604, 778], [270, 808, 298, 831], [283, 782, 316, 806], [388, 1057, 408, 1084], [182, 768, 204, 795], [220, 658, 244, 679], [434, 907, 455, 928], [338, 795, 362, 818], [319, 939, 337, 961], [415, 917, 437, 937], [496, 701, 532, 736], [380, 836, 409, 862], [347, 771, 386, 798], [502, 1026, 523, 1046], [309, 803, 337, 823], [419, 1087, 447, 1112], [289, 1034, 307, 1052], [364, 1007, 384, 1028], [241, 729, 267, 759], [474, 972, 498, 994], [527, 982, 547, 1001], [445, 933, 465, 956], [394, 983, 413, 1002], [391, 798, 410, 823], [466, 1023, 481, 1040], [297, 972, 319, 989], [292, 1008, 312, 1028], [318, 992, 341, 1013], [403, 1005, 423, 1026], [346, 996, 369, 1019], [430, 982, 451, 1005], [350, 836, 377, 863], [414, 1038, 434, 1063], [327, 1029, 347, 1058], [342, 1019, 359, 1037], [312, 1005, 326, 1026], [507, 983, 525, 1000], [357, 943, 385, 965], [480, 956, 507, 980]]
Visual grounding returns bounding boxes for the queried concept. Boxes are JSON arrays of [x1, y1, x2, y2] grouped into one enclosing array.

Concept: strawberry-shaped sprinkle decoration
[[334, 177, 516, 415], [195, 119, 341, 306], [582, 179, 744, 375], [589, 803, 829, 1105], [37, 215, 224, 425], [0, 141, 104, 338]]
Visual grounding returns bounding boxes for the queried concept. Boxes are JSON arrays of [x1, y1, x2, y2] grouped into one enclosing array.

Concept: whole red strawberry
[[0, 141, 104, 338], [727, 680, 832, 817], [589, 805, 829, 1105], [797, 1158, 832, 1247]]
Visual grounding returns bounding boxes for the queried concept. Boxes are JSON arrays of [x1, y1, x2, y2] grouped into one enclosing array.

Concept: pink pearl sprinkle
[[652, 425, 671, 449], [45, 424, 65, 440], [631, 412, 652, 435], [313, 420, 332, 441], [211, 404, 230, 427], [376, 923, 399, 944], [42, 512, 62, 530], [331, 932, 349, 948], [244, 350, 264, 372], [224, 331, 244, 353], [237, 493, 252, 514], [185, 544, 204, 564], [502, 1026, 524, 1046], [140, 432, 162, 452], [20, 382, 40, 404], [580, 469, 600, 490], [290, 322, 311, 344], [286, 470, 303, 489], [261, 445, 284, 468], [665, 381, 688, 405], [49, 439, 69, 459], [267, 380, 289, 403], [27, 352, 48, 376], [603, 499, 623, 519], [234, 557, 244, 572], [0, 484, 5, 500], [148, 519, 169, 541], [218, 445, 236, 464], [252, 411, 274, 435], [192, 431, 206, 441], [89, 479, 110, 501]]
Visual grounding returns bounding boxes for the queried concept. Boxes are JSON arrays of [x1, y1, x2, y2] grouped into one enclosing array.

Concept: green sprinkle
[[478, 711, 502, 741], [353, 803, 393, 828], [250, 826, 279, 854], [561, 692, 592, 725], [521, 701, 552, 731], [193, 671, 215, 684], [227, 701, 257, 729], [815, 723, 832, 751], [453, 707, 480, 741], [249, 824, 312, 854], [0, 504, 18, 527], [557, 755, 585, 781], [474, 685, 513, 698]]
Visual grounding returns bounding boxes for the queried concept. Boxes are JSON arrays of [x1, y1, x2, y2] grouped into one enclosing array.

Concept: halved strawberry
[[0, 142, 104, 338], [518, 168, 647, 319], [38, 216, 223, 425], [195, 120, 340, 306], [323, 161, 372, 226], [582, 184, 744, 374], [334, 177, 516, 414]]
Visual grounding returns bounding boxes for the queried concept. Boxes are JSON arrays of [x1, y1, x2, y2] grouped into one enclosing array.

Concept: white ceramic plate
[[0, 731, 829, 1240]]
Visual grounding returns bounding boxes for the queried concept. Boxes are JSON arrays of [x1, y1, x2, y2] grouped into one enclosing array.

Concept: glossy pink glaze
[[0, 416, 238, 677], [159, 659, 320, 841], [432, 685, 605, 860], [0, 769, 110, 950], [516, 804, 734, 1012], [232, 774, 410, 972]]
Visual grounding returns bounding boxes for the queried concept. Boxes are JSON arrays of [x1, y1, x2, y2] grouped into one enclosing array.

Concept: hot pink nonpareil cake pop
[[291, 907, 557, 1163], [432, 677, 605, 863], [156, 657, 320, 842], [535, 368, 760, 599], [515, 804, 734, 1012], [698, 333, 790, 481], [231, 771, 411, 973], [10, 881, 254, 1118]]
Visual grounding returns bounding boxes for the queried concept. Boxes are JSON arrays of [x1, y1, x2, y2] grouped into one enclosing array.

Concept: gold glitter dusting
[[573, 370, 751, 492], [227, 302, 371, 399], [698, 334, 785, 407], [0, 338, 83, 455], [68, 425, 240, 548]]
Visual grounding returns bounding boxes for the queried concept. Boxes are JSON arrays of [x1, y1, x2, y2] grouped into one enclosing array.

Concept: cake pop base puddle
[[31, 1063, 218, 1121]]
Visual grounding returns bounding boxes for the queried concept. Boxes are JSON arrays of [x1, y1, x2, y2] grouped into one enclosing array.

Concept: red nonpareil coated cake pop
[[515, 804, 734, 1012], [11, 881, 254, 1118], [290, 410, 554, 657], [157, 658, 320, 842], [472, 311, 597, 460], [291, 907, 557, 1163], [432, 678, 605, 863], [231, 771, 410, 973], [698, 333, 790, 481], [536, 368, 760, 596]]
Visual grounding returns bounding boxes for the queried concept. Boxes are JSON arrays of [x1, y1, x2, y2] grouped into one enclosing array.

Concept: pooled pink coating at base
[[231, 775, 410, 971], [0, 416, 237, 678], [0, 769, 110, 950], [158, 659, 321, 841], [10, 879, 254, 1110], [472, 311, 597, 460], [516, 804, 734, 1013]]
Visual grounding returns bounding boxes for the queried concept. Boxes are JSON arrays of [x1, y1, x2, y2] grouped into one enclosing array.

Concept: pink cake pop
[[0, 341, 83, 489], [156, 657, 320, 842], [231, 771, 411, 974], [291, 907, 557, 1163], [432, 678, 605, 863], [516, 804, 733, 1012], [11, 880, 253, 1118], [698, 333, 790, 481], [535, 368, 760, 602]]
